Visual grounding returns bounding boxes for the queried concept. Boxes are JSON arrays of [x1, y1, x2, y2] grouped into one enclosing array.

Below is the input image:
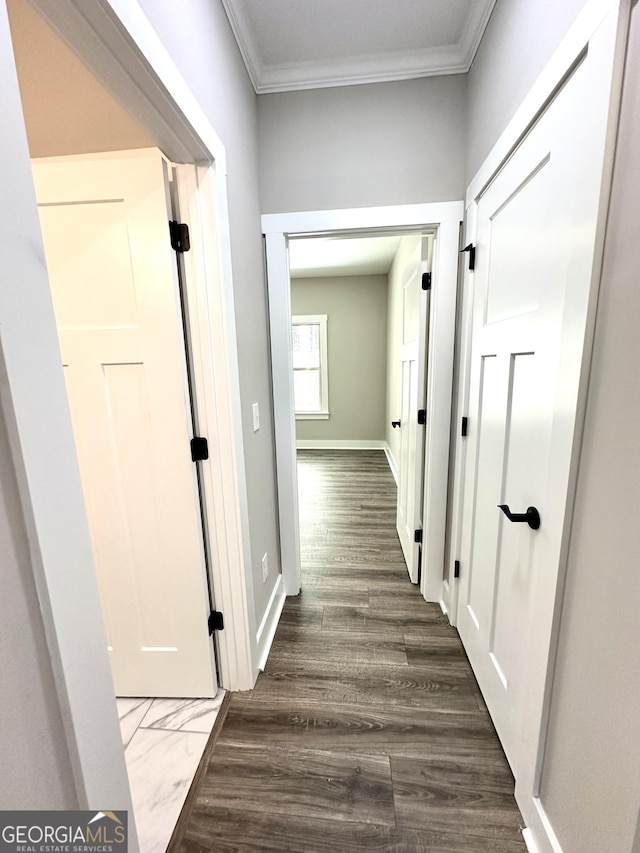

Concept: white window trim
[[292, 314, 329, 419]]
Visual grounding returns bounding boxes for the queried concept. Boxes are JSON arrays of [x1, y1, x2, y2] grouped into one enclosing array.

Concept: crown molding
[[458, 0, 498, 69], [255, 46, 467, 94], [220, 0, 262, 91], [222, 0, 497, 94]]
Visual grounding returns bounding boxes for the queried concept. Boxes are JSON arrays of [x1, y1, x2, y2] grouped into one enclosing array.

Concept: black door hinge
[[169, 220, 191, 253], [461, 243, 476, 271], [190, 436, 209, 461], [422, 272, 432, 291], [417, 408, 427, 425], [454, 560, 461, 579], [208, 610, 224, 635], [414, 529, 423, 544], [461, 416, 468, 437]]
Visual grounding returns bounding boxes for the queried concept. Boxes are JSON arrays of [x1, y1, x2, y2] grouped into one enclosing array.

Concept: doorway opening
[[287, 230, 436, 591], [263, 203, 463, 615]]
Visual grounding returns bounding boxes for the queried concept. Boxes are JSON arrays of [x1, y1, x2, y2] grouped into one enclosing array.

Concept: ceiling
[[289, 235, 402, 278], [221, 0, 497, 93]]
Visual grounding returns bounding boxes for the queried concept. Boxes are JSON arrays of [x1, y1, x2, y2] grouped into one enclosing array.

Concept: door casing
[[262, 203, 462, 608]]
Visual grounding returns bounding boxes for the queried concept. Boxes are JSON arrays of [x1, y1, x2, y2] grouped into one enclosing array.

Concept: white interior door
[[396, 236, 430, 582], [457, 32, 617, 781], [32, 149, 217, 698]]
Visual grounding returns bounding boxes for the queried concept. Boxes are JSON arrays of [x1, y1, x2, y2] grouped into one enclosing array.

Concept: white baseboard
[[296, 439, 386, 450], [522, 829, 540, 853], [384, 442, 398, 485], [524, 796, 564, 853], [255, 574, 285, 672]]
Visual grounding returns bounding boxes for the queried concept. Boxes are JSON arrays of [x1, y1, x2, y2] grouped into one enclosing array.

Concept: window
[[291, 314, 329, 418]]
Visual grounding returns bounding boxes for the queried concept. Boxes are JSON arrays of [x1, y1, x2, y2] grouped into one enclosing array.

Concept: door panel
[[489, 352, 540, 688], [457, 38, 615, 779], [33, 150, 216, 697], [395, 236, 430, 582], [484, 156, 550, 325]]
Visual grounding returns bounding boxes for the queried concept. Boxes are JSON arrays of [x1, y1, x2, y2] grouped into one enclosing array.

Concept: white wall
[[134, 0, 281, 626], [257, 76, 466, 214], [466, 0, 588, 180], [291, 274, 388, 442], [537, 6, 640, 849]]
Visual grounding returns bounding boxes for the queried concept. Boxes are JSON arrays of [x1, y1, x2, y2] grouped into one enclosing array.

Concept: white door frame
[[448, 1, 628, 849], [3, 0, 257, 821], [262, 203, 462, 604]]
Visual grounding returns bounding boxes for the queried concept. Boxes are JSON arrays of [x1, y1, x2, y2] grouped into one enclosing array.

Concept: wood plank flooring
[[173, 450, 526, 852]]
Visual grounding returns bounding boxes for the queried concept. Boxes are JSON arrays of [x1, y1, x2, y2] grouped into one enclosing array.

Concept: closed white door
[[32, 150, 216, 697], [457, 34, 616, 779], [396, 237, 430, 582]]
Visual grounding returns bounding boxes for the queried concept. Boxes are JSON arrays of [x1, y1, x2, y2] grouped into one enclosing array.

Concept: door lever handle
[[498, 504, 541, 530], [391, 420, 401, 428]]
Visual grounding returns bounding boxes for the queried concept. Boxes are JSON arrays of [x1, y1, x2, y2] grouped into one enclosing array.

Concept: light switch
[[252, 403, 260, 432]]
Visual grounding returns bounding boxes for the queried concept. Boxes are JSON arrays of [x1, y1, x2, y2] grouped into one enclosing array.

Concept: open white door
[[32, 149, 217, 697], [456, 5, 620, 797], [395, 236, 430, 582]]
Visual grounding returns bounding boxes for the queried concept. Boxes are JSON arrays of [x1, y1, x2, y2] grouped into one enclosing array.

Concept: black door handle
[[498, 504, 541, 530], [392, 420, 401, 428]]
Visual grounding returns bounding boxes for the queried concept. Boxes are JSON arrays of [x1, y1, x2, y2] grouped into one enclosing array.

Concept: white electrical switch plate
[[261, 553, 268, 583], [252, 403, 260, 432]]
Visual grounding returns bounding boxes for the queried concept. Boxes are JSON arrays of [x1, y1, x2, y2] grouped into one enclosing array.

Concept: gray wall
[[291, 275, 388, 442], [466, 0, 587, 180], [538, 6, 640, 850], [135, 0, 280, 625], [0, 401, 77, 808], [258, 76, 467, 213]]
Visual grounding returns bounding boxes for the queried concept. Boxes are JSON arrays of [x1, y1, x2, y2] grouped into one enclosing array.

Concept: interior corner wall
[[133, 0, 281, 627], [291, 274, 387, 442], [257, 76, 466, 214], [536, 6, 640, 850], [465, 0, 589, 181]]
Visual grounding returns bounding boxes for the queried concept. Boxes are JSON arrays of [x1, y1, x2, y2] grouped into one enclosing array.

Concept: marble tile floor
[[116, 693, 225, 853]]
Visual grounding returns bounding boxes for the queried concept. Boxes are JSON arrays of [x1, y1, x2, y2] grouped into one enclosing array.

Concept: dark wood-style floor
[[175, 450, 526, 852]]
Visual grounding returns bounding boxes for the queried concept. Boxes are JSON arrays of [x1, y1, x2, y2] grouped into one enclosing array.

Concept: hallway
[[174, 451, 526, 851]]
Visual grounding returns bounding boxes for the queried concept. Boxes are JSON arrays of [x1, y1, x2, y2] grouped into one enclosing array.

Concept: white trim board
[[522, 829, 542, 853], [172, 163, 257, 691], [255, 574, 286, 672], [384, 443, 399, 485], [263, 202, 462, 604]]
